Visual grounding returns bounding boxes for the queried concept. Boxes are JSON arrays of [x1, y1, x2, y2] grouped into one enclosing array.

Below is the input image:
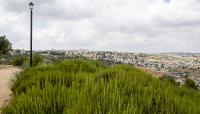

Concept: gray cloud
[[0, 0, 200, 53]]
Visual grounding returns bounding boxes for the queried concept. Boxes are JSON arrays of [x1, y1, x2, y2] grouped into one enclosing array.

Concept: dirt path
[[0, 65, 21, 113]]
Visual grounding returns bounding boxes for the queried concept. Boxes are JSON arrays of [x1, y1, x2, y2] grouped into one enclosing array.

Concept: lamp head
[[29, 2, 34, 10]]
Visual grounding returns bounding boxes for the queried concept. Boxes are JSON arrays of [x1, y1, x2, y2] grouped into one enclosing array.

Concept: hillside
[[3, 60, 200, 114]]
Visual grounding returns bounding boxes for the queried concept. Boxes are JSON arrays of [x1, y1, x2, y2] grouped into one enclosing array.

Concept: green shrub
[[11, 55, 44, 67], [159, 75, 179, 86], [3, 60, 200, 114], [11, 56, 28, 66], [185, 78, 198, 90], [32, 55, 43, 67]]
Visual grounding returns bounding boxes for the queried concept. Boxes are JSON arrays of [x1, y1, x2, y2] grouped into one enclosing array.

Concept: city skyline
[[1, 0, 200, 53]]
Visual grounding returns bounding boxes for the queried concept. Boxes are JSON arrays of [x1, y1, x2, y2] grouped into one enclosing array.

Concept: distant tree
[[185, 78, 197, 90], [0, 36, 12, 56]]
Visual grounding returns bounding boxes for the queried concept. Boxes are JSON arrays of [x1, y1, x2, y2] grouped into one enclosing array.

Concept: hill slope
[[3, 60, 200, 114]]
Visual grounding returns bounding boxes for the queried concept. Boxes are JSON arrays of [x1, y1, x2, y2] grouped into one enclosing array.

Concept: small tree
[[0, 36, 12, 56], [185, 78, 197, 90]]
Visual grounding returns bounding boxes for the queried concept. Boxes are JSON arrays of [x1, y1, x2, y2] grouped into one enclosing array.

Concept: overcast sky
[[0, 0, 200, 53]]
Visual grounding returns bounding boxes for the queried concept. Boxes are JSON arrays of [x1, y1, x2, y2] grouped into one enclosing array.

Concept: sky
[[0, 0, 200, 53]]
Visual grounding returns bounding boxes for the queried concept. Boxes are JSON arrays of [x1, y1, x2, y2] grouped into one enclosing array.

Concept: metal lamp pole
[[29, 2, 34, 67]]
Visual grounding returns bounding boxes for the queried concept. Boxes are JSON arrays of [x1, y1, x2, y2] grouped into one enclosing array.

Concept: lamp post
[[29, 2, 34, 67]]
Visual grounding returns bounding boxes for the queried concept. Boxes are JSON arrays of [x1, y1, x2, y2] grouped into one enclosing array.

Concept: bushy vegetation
[[159, 75, 179, 86], [185, 78, 198, 90], [11, 55, 28, 66], [11, 55, 43, 67], [3, 60, 200, 114], [32, 54, 44, 67], [0, 35, 12, 56]]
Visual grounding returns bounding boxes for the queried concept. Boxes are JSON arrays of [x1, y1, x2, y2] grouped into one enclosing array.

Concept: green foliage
[[3, 60, 200, 114], [11, 55, 28, 66], [11, 55, 44, 67], [185, 78, 198, 90], [159, 75, 179, 86], [32, 54, 43, 67], [98, 59, 122, 66], [0, 36, 12, 56]]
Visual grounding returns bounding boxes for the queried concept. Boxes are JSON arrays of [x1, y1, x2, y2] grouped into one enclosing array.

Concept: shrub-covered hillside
[[3, 60, 200, 114]]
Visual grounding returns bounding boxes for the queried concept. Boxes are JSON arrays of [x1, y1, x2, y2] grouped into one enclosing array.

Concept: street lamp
[[29, 2, 34, 67]]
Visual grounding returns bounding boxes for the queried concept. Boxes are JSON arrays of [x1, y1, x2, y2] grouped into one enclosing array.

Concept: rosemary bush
[[3, 60, 200, 114]]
